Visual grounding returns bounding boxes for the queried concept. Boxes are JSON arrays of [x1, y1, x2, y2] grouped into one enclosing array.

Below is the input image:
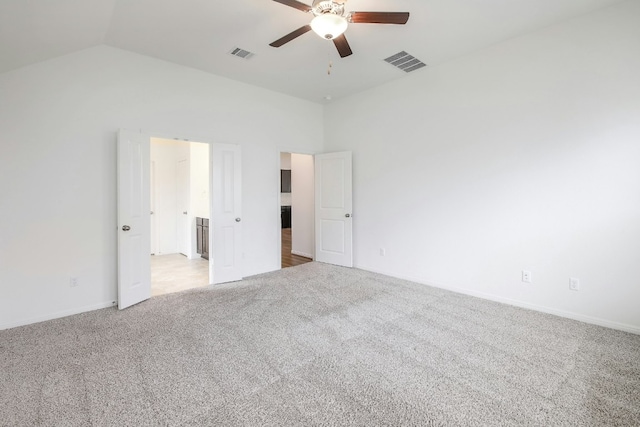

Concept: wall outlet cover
[[570, 277, 580, 291]]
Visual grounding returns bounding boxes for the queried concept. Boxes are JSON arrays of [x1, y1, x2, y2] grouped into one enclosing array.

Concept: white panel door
[[176, 159, 189, 256], [117, 129, 151, 309], [315, 151, 353, 267], [150, 161, 156, 255], [211, 143, 242, 284]]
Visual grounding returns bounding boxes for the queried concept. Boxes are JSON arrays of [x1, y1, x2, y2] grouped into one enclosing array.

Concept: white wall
[[0, 45, 323, 329], [190, 142, 210, 219], [150, 137, 189, 255], [291, 153, 314, 258], [323, 1, 640, 332], [280, 152, 291, 170]]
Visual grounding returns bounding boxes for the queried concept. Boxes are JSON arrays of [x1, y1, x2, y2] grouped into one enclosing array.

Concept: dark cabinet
[[281, 206, 291, 229], [196, 217, 209, 260], [281, 169, 291, 193]]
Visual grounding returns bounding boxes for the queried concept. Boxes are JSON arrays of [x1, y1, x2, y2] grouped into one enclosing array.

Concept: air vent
[[384, 51, 426, 73], [229, 47, 254, 59]]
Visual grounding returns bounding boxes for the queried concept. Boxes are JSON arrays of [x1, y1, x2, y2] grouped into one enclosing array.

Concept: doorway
[[117, 129, 243, 309], [280, 152, 314, 269], [149, 137, 210, 296]]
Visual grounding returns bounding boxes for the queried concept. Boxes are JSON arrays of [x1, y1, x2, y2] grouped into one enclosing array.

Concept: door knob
[[345, 214, 351, 218], [235, 218, 241, 222], [122, 225, 131, 231], [183, 211, 188, 215]]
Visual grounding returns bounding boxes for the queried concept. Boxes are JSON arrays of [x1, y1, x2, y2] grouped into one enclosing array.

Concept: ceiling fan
[[269, 0, 410, 58]]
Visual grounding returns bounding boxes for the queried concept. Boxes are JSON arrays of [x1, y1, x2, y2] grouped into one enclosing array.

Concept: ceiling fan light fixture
[[310, 14, 348, 40]]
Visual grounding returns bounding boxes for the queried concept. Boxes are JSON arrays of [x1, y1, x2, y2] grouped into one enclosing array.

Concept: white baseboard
[[357, 264, 640, 336], [291, 250, 313, 259], [0, 301, 116, 331]]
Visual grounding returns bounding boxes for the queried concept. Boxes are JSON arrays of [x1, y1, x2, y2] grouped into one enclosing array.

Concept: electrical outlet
[[379, 248, 386, 256], [69, 277, 79, 287], [570, 277, 580, 291], [522, 270, 532, 284]]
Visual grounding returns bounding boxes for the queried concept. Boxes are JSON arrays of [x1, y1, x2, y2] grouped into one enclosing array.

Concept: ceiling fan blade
[[269, 25, 312, 47], [350, 12, 410, 25], [272, 0, 312, 13], [333, 34, 353, 58]]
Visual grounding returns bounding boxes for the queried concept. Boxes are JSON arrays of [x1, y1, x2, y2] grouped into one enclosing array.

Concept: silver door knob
[[345, 214, 351, 218], [183, 211, 188, 215], [122, 225, 131, 231], [235, 218, 241, 222]]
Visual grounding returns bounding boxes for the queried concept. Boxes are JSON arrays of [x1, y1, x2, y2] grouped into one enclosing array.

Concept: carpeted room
[[2, 263, 640, 425], [2, 0, 640, 425]]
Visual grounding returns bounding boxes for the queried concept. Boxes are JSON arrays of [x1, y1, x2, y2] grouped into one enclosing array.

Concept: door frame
[[141, 130, 240, 287], [277, 148, 319, 269]]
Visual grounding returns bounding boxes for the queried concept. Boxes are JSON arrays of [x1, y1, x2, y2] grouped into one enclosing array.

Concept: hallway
[[281, 228, 312, 268]]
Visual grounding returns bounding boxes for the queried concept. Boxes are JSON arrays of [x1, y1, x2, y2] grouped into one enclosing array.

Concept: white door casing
[[315, 151, 353, 267], [211, 143, 243, 284], [117, 129, 151, 309]]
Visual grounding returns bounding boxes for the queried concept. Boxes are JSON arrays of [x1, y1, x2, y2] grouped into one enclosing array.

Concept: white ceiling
[[0, 0, 627, 103]]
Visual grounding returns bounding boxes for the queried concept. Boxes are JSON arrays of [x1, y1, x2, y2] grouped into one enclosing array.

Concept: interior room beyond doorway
[[150, 254, 208, 296], [150, 137, 210, 296], [280, 152, 314, 269]]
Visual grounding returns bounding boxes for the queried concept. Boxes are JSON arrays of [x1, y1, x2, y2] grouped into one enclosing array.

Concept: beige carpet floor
[[1, 262, 639, 426]]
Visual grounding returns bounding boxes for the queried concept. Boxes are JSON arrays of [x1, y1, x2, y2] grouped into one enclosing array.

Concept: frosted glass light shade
[[310, 14, 348, 40]]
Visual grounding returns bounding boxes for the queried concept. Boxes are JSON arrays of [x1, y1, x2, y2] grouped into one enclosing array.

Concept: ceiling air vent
[[384, 51, 426, 73], [229, 47, 254, 60]]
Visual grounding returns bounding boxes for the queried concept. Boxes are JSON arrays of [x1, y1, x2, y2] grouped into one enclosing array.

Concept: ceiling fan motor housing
[[311, 0, 346, 17]]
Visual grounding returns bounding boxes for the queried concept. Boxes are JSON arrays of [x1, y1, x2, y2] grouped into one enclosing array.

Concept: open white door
[[315, 151, 353, 267], [211, 143, 242, 284], [150, 161, 157, 255], [117, 129, 151, 309]]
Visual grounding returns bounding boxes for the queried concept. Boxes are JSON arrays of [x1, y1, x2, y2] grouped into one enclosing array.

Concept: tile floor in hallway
[[151, 253, 209, 296]]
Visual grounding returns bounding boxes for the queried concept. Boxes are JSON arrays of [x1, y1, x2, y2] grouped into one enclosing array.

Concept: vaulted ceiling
[[0, 0, 627, 103]]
